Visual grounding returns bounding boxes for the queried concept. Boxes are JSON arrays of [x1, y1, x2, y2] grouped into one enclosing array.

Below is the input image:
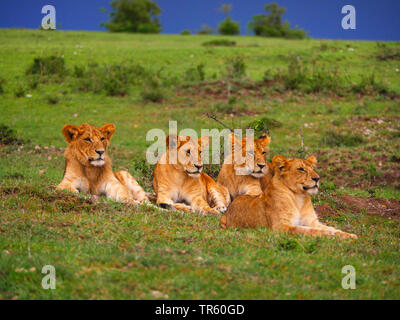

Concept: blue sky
[[0, 0, 399, 40]]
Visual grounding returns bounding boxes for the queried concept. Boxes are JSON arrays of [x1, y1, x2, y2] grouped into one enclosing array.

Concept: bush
[[180, 30, 191, 35], [246, 117, 282, 135], [218, 18, 240, 35], [26, 56, 66, 77], [185, 63, 205, 82], [14, 85, 26, 98], [197, 25, 214, 35], [0, 124, 25, 145], [202, 39, 236, 47], [75, 62, 147, 96], [226, 56, 246, 79]]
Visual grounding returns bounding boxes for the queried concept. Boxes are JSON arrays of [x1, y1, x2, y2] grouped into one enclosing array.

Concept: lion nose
[[194, 164, 203, 170], [96, 150, 105, 156], [312, 176, 320, 182], [257, 163, 265, 169]]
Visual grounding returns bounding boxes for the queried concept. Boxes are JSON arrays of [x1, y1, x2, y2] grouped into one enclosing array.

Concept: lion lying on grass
[[153, 134, 230, 215], [221, 155, 357, 239], [57, 122, 148, 204]]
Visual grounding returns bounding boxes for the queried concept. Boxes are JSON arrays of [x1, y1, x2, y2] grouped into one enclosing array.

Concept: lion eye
[[100, 137, 105, 141], [262, 151, 267, 155], [298, 167, 306, 172], [186, 150, 191, 155], [84, 137, 92, 143]]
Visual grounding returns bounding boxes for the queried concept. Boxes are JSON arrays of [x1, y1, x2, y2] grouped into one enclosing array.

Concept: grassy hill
[[0, 29, 399, 299]]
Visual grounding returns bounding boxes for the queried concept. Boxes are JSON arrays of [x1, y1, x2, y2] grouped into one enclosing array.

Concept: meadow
[[0, 29, 399, 299]]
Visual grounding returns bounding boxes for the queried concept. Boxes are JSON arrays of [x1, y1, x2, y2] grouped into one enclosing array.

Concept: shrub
[[226, 56, 246, 79], [140, 86, 164, 102], [185, 63, 205, 82], [14, 85, 26, 98], [202, 39, 236, 47], [180, 30, 191, 35], [197, 25, 214, 35], [26, 56, 66, 77], [75, 62, 147, 96], [0, 124, 25, 145], [218, 18, 240, 35], [376, 42, 400, 61], [246, 116, 282, 135]]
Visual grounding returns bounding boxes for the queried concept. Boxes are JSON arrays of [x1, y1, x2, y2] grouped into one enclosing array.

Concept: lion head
[[272, 155, 320, 195], [165, 134, 209, 178], [229, 133, 271, 178], [62, 122, 115, 167]]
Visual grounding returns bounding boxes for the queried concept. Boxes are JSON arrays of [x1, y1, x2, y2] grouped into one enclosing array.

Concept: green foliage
[[26, 56, 66, 77], [322, 130, 364, 147], [105, 0, 161, 33], [376, 42, 400, 61], [202, 39, 236, 47], [184, 63, 205, 82], [180, 30, 191, 35], [248, 2, 306, 39], [0, 124, 24, 145], [246, 116, 282, 135], [75, 62, 147, 96], [218, 18, 240, 35], [197, 24, 214, 35], [226, 56, 246, 79], [0, 77, 5, 94]]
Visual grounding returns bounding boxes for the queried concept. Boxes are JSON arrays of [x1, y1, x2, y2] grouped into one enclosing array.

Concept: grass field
[[0, 29, 399, 299]]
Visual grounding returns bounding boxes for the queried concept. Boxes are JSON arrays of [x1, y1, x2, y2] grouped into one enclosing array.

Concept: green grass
[[0, 29, 399, 299]]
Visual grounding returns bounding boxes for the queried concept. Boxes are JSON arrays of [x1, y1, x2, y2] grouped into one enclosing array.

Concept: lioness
[[217, 133, 272, 199], [57, 122, 148, 204], [220, 155, 357, 239], [153, 134, 230, 215]]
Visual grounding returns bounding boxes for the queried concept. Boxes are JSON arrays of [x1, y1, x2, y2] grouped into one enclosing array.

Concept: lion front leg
[[103, 178, 139, 205], [189, 195, 219, 215], [207, 183, 231, 213], [303, 213, 358, 239], [114, 170, 148, 203]]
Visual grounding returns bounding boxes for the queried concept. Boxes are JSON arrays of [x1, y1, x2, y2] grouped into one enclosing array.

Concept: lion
[[56, 122, 148, 204], [220, 155, 357, 239], [217, 133, 272, 200], [153, 134, 230, 215]]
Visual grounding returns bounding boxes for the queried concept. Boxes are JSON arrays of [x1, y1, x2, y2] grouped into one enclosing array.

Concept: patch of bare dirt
[[316, 195, 400, 220]]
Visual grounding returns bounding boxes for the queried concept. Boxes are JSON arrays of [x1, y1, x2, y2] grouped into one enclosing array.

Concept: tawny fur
[[221, 155, 357, 239], [153, 134, 230, 215], [56, 122, 148, 204], [217, 133, 272, 199]]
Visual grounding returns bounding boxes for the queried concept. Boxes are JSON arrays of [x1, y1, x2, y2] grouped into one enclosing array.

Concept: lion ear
[[306, 155, 317, 166], [272, 155, 288, 171], [62, 124, 82, 143], [100, 123, 116, 140], [258, 134, 271, 148], [166, 135, 190, 149], [229, 133, 242, 150]]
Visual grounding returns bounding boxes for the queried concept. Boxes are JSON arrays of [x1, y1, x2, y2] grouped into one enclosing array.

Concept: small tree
[[248, 2, 306, 39], [217, 4, 240, 35], [105, 0, 161, 33]]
